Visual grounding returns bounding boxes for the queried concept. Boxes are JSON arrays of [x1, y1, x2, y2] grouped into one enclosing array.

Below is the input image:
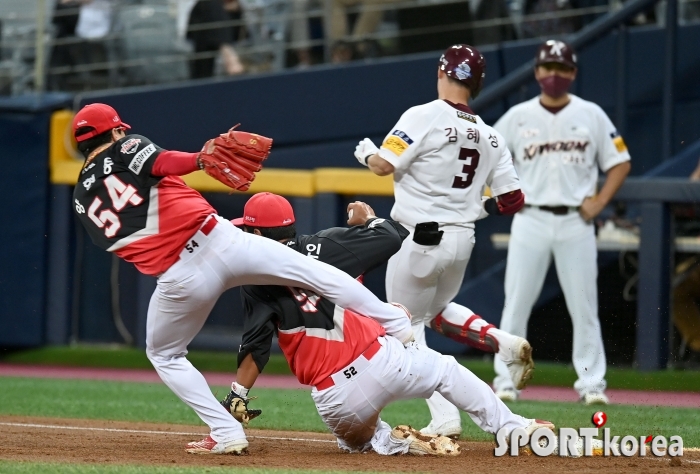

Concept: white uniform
[[379, 99, 521, 429], [492, 94, 630, 396], [146, 216, 412, 445]]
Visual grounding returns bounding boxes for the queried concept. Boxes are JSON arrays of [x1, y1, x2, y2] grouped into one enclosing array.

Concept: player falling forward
[[220, 192, 552, 456], [353, 44, 530, 438], [71, 103, 415, 455], [492, 40, 631, 405]]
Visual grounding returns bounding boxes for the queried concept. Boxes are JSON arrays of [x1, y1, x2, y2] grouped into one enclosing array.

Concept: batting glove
[[354, 138, 378, 167]]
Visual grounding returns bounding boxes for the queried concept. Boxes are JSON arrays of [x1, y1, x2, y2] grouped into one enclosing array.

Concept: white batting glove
[[354, 138, 378, 167]]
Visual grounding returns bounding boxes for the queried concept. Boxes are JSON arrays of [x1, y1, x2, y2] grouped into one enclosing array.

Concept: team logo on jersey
[[82, 174, 96, 190], [456, 111, 476, 123], [520, 128, 540, 138], [128, 144, 156, 175], [120, 138, 141, 154], [523, 140, 589, 160], [382, 130, 414, 156], [609, 131, 628, 153]]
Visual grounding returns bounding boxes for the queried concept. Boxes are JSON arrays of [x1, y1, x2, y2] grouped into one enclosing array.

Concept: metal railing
[[2, 0, 697, 95]]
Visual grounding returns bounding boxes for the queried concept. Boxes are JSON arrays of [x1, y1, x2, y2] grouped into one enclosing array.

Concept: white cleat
[[495, 388, 519, 402], [498, 336, 534, 390], [391, 425, 461, 456], [419, 419, 462, 439], [185, 435, 249, 455], [581, 391, 609, 406]]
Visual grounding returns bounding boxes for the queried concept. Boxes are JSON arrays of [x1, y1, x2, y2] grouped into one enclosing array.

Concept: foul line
[[2, 421, 697, 462], [0, 422, 335, 444]]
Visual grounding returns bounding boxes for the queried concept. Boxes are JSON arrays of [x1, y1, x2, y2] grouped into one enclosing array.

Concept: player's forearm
[[236, 353, 261, 389], [367, 154, 394, 176], [595, 161, 630, 206], [150, 150, 200, 177]]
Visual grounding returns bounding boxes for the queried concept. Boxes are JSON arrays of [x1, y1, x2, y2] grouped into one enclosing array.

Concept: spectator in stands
[[330, 40, 355, 63], [328, 0, 399, 58], [469, 0, 516, 46], [186, 0, 244, 79], [290, 0, 313, 68], [520, 0, 580, 38], [49, 0, 112, 91]]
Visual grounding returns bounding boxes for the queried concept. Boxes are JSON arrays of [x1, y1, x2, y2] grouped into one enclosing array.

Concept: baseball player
[[71, 103, 415, 455], [221, 192, 554, 455], [492, 40, 631, 405], [353, 44, 530, 439]]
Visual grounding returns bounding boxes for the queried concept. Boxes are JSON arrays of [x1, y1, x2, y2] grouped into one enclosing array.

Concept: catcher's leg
[[146, 229, 247, 448], [312, 360, 408, 454], [494, 209, 552, 394], [377, 336, 529, 436]]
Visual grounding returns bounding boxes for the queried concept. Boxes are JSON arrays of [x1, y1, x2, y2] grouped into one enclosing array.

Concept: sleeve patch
[[391, 129, 414, 144], [382, 136, 409, 156], [613, 136, 627, 153], [128, 144, 156, 174]]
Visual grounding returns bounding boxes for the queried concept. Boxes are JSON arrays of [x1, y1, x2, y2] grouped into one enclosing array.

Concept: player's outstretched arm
[[354, 138, 394, 176]]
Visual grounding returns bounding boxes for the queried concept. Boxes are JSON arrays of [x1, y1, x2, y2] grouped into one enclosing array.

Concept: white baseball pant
[[493, 207, 606, 396], [146, 215, 410, 445], [385, 224, 477, 429], [312, 335, 528, 454]]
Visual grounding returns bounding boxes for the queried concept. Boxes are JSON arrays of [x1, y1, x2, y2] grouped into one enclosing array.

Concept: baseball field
[[1, 346, 699, 474]]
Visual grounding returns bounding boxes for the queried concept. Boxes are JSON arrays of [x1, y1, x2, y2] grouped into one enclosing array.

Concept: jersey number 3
[[452, 147, 480, 189], [88, 175, 144, 237]]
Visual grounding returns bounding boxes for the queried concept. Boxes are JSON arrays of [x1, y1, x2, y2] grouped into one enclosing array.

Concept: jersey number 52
[[452, 147, 480, 189]]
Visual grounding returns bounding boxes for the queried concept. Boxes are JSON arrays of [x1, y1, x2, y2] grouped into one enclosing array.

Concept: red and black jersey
[[72, 135, 215, 276], [238, 218, 410, 386]]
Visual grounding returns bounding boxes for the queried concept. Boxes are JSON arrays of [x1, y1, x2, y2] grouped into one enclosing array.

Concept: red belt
[[315, 339, 382, 391], [200, 217, 218, 235]]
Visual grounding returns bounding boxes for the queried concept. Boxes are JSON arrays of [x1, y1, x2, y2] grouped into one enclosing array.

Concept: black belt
[[526, 205, 580, 215]]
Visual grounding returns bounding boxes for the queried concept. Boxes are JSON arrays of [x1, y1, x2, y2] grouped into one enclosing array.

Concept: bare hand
[[579, 197, 605, 222], [347, 201, 376, 226]]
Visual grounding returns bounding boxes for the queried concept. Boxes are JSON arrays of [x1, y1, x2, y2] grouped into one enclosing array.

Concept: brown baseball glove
[[221, 391, 262, 428], [198, 125, 273, 191]]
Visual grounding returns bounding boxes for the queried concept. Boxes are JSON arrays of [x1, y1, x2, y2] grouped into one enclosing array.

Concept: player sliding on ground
[[221, 192, 553, 456]]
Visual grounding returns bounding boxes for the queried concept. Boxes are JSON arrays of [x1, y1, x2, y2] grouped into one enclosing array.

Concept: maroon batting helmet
[[535, 39, 577, 69], [438, 44, 486, 98]]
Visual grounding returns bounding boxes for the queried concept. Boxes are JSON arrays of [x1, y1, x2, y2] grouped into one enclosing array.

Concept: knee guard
[[430, 313, 499, 353]]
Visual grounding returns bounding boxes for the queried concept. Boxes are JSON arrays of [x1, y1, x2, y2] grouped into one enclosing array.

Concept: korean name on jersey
[[376, 99, 521, 227]]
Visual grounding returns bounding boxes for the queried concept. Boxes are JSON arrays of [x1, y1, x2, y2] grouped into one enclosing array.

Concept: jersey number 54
[[88, 175, 144, 237]]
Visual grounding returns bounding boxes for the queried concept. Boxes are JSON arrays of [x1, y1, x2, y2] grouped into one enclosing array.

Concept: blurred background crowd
[[1, 0, 699, 95]]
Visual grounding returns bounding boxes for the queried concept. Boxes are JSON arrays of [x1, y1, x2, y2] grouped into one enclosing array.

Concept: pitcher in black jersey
[[71, 103, 414, 455]]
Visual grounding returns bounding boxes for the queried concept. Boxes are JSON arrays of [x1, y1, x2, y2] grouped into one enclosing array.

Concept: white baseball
[[348, 209, 354, 220]]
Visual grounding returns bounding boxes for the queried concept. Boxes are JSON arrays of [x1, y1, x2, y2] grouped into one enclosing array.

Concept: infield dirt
[[0, 415, 695, 473]]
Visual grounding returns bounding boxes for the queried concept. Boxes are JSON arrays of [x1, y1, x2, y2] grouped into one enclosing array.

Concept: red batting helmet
[[438, 44, 486, 98], [535, 39, 577, 69]]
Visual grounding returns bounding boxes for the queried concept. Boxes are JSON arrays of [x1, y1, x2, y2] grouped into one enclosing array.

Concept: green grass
[[1, 376, 699, 446], [0, 461, 374, 474], [3, 345, 700, 391]]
